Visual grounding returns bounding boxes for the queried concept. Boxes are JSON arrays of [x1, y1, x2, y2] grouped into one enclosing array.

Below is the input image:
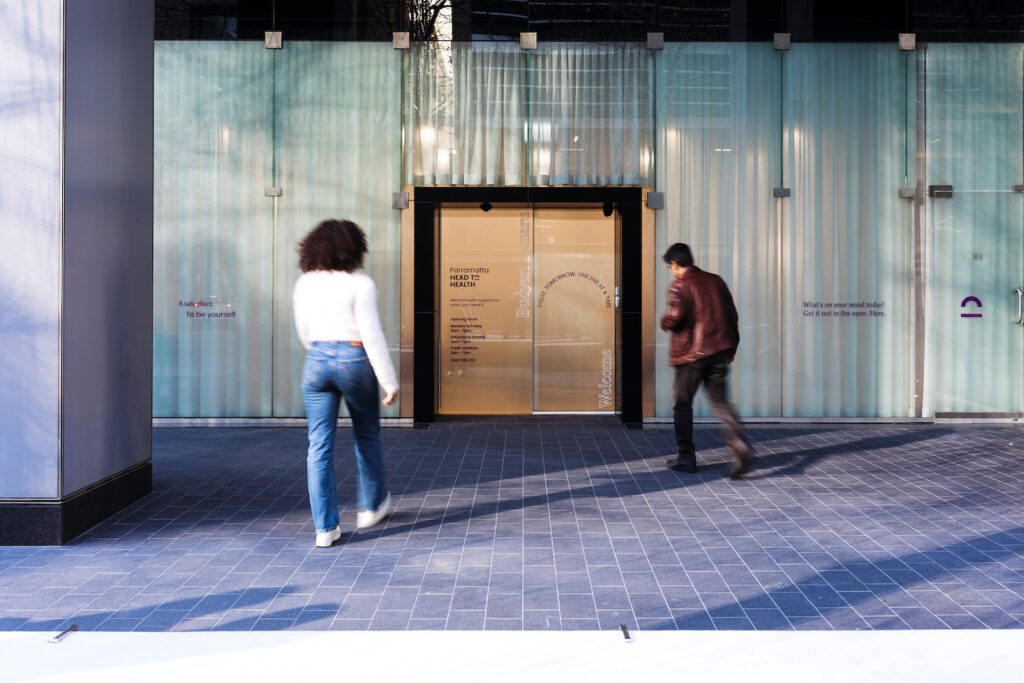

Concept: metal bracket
[[646, 33, 664, 50], [1013, 185, 1024, 193], [898, 188, 915, 199], [898, 33, 916, 51], [49, 625, 78, 644], [393, 191, 409, 210], [928, 185, 953, 198], [645, 191, 664, 210], [264, 187, 283, 197], [520, 32, 537, 50], [264, 31, 282, 49], [393, 32, 410, 49], [773, 33, 791, 51], [773, 187, 791, 198]]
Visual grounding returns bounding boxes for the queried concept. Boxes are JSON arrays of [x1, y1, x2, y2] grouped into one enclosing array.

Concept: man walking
[[660, 243, 755, 479]]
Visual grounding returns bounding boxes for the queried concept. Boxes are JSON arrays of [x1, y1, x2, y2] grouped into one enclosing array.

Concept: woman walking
[[293, 219, 398, 547]]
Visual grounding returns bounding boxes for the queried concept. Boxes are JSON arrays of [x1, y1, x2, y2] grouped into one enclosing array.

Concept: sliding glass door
[[438, 204, 618, 414]]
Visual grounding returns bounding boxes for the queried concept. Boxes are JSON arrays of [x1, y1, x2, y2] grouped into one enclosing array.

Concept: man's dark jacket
[[660, 266, 740, 366]]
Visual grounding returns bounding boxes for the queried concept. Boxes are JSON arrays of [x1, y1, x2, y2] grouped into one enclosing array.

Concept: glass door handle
[[1014, 289, 1023, 325]]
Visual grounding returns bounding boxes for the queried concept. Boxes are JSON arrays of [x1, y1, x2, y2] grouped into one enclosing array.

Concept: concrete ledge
[[153, 418, 415, 428]]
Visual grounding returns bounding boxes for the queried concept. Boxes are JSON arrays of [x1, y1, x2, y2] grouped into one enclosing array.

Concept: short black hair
[[662, 242, 694, 268], [298, 219, 368, 273]]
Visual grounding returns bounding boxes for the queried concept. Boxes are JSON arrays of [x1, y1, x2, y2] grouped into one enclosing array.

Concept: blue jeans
[[301, 342, 389, 532]]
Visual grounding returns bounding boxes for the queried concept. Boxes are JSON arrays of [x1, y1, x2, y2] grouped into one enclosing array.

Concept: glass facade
[[154, 39, 1024, 419], [154, 41, 401, 417]]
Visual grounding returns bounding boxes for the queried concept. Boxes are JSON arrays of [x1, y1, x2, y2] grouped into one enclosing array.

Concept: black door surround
[[413, 186, 643, 426]]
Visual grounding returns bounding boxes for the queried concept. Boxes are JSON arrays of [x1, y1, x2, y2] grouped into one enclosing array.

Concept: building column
[[0, 0, 154, 544]]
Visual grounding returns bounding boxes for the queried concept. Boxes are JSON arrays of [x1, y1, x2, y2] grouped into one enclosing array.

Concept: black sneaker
[[727, 451, 755, 480], [665, 456, 698, 473]]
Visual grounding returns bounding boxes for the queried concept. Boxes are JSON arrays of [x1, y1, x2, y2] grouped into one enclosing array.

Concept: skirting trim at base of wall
[[0, 462, 152, 545]]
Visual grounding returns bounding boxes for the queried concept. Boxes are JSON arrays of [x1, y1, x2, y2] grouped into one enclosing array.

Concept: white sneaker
[[356, 493, 392, 530], [315, 526, 341, 548]]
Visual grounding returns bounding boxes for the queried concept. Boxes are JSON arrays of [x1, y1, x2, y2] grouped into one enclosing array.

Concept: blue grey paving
[[2, 420, 1024, 632]]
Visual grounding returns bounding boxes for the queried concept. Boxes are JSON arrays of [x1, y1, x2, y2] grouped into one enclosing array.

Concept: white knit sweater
[[292, 270, 398, 394]]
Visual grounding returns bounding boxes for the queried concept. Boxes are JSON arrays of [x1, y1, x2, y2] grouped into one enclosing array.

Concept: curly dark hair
[[298, 219, 368, 273]]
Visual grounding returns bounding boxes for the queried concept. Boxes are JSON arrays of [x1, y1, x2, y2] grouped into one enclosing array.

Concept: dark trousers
[[673, 350, 751, 460]]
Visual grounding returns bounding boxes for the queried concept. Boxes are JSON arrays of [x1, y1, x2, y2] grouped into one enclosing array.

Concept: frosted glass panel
[[406, 42, 525, 186], [781, 44, 915, 417], [155, 42, 401, 418], [655, 43, 782, 418], [273, 43, 403, 417], [528, 43, 652, 185], [153, 42, 274, 417], [924, 44, 1024, 414], [406, 42, 651, 187]]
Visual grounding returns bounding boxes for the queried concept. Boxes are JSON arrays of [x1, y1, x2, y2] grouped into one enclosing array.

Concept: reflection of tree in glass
[[368, 0, 451, 41]]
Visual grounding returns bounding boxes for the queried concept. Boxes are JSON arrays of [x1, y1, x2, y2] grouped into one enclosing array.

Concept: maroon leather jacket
[[660, 266, 740, 366]]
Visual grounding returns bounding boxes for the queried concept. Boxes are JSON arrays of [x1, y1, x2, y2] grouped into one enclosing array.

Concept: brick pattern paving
[[2, 420, 1024, 631]]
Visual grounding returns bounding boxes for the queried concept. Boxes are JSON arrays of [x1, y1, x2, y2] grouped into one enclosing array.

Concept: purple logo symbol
[[960, 296, 982, 318]]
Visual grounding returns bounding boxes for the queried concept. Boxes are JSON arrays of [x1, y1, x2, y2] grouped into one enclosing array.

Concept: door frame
[[412, 186, 645, 426]]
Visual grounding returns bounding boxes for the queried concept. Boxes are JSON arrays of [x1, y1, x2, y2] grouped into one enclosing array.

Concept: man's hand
[[383, 390, 398, 406]]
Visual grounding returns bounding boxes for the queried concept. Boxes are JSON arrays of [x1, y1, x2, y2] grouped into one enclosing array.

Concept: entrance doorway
[[411, 186, 644, 424], [438, 204, 618, 414]]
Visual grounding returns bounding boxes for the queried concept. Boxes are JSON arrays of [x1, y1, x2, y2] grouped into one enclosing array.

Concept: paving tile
[[560, 618, 601, 630], [965, 606, 1022, 628], [744, 608, 792, 629], [771, 592, 821, 618], [486, 593, 523, 619], [385, 566, 425, 587], [523, 547, 554, 566], [329, 618, 370, 630], [292, 610, 335, 630], [420, 573, 456, 594], [523, 609, 561, 630], [101, 618, 144, 632], [938, 614, 988, 629], [555, 572, 591, 594], [456, 566, 490, 587], [672, 611, 715, 630], [621, 571, 660, 594], [590, 565, 624, 587], [822, 607, 871, 630], [378, 586, 419, 611], [412, 594, 452, 620], [349, 572, 391, 595], [558, 594, 597, 620], [368, 610, 411, 630], [450, 584, 489, 612], [4, 422, 1022, 634], [628, 593, 670, 619], [447, 610, 486, 629], [337, 595, 381, 619], [596, 609, 635, 630], [136, 609, 189, 630], [461, 549, 492, 567], [523, 565, 556, 587], [484, 618, 523, 630], [553, 554, 587, 573], [589, 586, 629, 611], [891, 607, 949, 629], [523, 586, 559, 611]]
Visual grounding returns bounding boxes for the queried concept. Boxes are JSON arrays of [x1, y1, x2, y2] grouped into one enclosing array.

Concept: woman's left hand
[[383, 390, 398, 406]]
